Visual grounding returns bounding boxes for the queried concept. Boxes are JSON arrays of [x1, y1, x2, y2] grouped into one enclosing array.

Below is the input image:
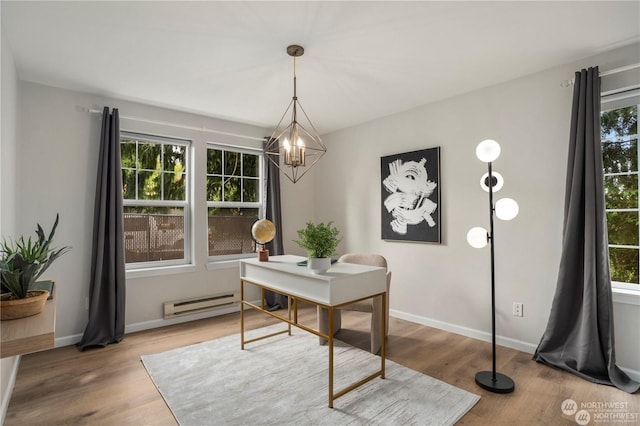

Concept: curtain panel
[[263, 138, 287, 310], [533, 67, 639, 393], [78, 107, 126, 350]]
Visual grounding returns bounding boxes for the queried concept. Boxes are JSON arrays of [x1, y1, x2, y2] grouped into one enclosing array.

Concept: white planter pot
[[308, 257, 331, 274]]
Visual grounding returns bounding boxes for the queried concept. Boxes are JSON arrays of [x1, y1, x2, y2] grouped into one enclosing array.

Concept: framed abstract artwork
[[380, 147, 441, 244]]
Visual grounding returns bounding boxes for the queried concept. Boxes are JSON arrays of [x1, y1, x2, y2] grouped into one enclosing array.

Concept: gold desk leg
[[287, 296, 292, 335], [328, 305, 334, 408], [381, 292, 386, 378], [240, 280, 245, 350]]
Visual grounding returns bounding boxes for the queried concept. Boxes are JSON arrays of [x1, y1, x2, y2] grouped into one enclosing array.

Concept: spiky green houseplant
[[293, 221, 342, 259], [0, 214, 70, 300]]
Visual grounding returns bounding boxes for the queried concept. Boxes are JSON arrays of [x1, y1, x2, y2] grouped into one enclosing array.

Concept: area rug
[[141, 324, 480, 425]]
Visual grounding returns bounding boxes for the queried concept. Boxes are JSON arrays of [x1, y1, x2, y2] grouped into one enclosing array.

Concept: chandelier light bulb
[[467, 227, 489, 248], [495, 198, 519, 220], [480, 171, 504, 193], [297, 138, 306, 166], [476, 139, 501, 163]]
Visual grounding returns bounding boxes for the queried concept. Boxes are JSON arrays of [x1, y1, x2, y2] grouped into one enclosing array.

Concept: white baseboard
[[389, 308, 640, 382], [390, 308, 537, 354], [0, 355, 21, 425], [125, 303, 242, 334], [55, 301, 253, 348], [619, 366, 640, 383]]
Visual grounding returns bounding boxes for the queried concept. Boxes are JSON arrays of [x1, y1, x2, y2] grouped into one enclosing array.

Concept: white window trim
[[205, 253, 255, 271], [126, 263, 197, 280], [206, 143, 265, 261], [612, 286, 640, 306], [121, 131, 193, 270]]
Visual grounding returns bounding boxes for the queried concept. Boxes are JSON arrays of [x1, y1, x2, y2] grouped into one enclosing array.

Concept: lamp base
[[475, 371, 515, 394]]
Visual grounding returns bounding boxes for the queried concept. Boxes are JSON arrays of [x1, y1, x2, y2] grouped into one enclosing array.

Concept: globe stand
[[258, 246, 269, 262]]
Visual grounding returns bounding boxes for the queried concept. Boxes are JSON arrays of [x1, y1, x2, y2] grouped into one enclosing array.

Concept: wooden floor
[[5, 303, 639, 425]]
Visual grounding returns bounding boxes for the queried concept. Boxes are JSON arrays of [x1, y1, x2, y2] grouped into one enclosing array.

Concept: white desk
[[239, 254, 387, 408]]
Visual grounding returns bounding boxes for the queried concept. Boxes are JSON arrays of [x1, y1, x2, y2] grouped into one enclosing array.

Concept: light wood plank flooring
[[5, 303, 639, 425]]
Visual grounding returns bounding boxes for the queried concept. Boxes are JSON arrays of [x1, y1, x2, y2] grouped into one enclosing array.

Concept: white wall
[[10, 37, 639, 387], [1, 26, 21, 424], [17, 82, 268, 343], [300, 43, 640, 375], [1, 19, 18, 236]]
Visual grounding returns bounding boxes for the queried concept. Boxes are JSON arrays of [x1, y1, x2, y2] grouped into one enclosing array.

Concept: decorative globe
[[251, 219, 276, 244]]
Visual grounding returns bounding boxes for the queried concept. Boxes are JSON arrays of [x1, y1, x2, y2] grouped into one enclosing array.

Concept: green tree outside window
[[602, 105, 639, 284]]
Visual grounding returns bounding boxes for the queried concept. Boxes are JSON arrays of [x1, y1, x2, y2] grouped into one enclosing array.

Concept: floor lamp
[[467, 139, 519, 394]]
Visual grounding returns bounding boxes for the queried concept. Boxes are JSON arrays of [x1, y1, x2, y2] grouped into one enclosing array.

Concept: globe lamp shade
[[467, 227, 489, 248], [495, 198, 519, 221], [480, 171, 504, 193], [476, 139, 501, 163]]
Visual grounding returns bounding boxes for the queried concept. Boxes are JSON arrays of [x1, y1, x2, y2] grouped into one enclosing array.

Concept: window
[[121, 132, 191, 267], [602, 104, 639, 287], [207, 144, 262, 258]]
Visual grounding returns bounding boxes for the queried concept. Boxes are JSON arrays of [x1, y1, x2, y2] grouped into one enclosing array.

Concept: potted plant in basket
[[0, 214, 70, 320], [293, 221, 342, 274]]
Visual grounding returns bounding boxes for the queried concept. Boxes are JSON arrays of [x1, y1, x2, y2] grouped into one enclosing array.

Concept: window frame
[[121, 131, 193, 270], [601, 95, 639, 293], [206, 143, 264, 261]]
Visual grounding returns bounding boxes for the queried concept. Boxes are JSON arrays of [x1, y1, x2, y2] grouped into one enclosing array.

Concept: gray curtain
[[78, 107, 126, 350], [263, 138, 287, 310], [264, 137, 284, 257], [533, 67, 639, 393]]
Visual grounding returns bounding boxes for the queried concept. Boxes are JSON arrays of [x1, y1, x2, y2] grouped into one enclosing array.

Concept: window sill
[[612, 287, 640, 306], [206, 259, 240, 270], [126, 264, 197, 280], [206, 253, 256, 270]]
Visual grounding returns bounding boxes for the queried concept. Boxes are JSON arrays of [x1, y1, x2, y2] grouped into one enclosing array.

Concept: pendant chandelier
[[264, 45, 327, 184]]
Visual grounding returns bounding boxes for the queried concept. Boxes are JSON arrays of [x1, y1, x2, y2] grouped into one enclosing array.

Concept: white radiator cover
[[163, 292, 240, 319]]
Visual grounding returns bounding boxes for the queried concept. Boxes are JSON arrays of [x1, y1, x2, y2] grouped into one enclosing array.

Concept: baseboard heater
[[163, 292, 240, 319]]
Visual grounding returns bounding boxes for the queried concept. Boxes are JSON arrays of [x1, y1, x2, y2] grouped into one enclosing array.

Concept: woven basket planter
[[0, 290, 50, 320]]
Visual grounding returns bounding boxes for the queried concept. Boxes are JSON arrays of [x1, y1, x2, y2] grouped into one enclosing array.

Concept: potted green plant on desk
[[293, 221, 342, 274], [0, 214, 70, 320]]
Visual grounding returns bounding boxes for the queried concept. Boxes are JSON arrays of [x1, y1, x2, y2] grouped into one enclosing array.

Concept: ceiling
[[2, 1, 639, 135]]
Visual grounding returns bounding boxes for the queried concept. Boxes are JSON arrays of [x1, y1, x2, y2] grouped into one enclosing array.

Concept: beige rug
[[141, 324, 480, 425]]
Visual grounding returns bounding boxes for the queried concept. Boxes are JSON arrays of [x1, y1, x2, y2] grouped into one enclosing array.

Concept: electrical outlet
[[513, 302, 523, 317]]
